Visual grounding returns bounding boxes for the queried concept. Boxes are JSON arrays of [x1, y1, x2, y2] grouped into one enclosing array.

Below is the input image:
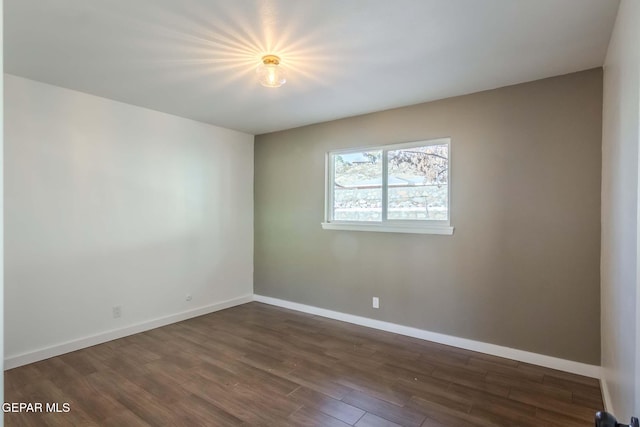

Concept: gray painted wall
[[255, 69, 602, 364]]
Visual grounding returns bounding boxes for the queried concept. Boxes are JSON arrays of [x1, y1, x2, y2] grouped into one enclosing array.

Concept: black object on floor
[[595, 411, 640, 427]]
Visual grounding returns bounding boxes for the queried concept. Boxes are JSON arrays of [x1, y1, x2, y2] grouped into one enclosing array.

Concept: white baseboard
[[253, 294, 601, 379], [600, 375, 613, 412], [6, 293, 602, 381], [4, 294, 253, 370]]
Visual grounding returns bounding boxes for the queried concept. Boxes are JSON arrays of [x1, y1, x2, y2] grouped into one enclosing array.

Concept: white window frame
[[322, 138, 454, 235]]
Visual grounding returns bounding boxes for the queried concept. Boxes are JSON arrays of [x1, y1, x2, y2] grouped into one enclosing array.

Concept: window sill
[[321, 222, 454, 235]]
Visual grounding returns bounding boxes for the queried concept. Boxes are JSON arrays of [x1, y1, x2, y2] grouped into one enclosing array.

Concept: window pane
[[333, 151, 382, 221], [387, 144, 448, 220]]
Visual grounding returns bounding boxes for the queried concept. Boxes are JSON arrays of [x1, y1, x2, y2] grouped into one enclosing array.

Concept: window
[[322, 138, 453, 235]]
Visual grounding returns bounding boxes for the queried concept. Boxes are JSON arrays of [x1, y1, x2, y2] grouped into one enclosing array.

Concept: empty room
[[2, 0, 639, 426]]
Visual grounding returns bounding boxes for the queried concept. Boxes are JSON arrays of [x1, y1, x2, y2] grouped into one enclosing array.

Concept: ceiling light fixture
[[257, 55, 286, 88]]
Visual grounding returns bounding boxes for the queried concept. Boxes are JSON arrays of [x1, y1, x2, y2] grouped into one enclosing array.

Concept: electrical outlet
[[112, 306, 122, 318], [186, 294, 192, 302], [372, 297, 380, 309]]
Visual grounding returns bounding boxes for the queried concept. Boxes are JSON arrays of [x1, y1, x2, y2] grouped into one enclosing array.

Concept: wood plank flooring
[[5, 302, 603, 426]]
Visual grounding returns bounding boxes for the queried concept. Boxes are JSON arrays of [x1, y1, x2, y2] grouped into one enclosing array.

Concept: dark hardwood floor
[[5, 302, 603, 426]]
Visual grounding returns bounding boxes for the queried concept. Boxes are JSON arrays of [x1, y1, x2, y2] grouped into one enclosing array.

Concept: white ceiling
[[5, 0, 620, 135]]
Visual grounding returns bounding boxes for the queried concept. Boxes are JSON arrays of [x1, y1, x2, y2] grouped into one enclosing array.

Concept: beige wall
[[601, 0, 640, 418], [255, 69, 602, 364]]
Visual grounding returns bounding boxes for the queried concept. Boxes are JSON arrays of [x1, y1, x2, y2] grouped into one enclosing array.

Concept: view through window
[[328, 139, 450, 227]]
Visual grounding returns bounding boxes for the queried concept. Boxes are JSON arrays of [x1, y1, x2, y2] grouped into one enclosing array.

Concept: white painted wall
[[4, 74, 254, 365], [601, 0, 640, 419], [1, 1, 5, 425]]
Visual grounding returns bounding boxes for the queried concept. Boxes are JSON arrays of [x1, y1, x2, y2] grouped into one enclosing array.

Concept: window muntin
[[326, 138, 451, 232]]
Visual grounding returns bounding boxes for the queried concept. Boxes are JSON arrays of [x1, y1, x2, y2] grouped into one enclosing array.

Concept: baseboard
[[600, 375, 613, 412], [6, 293, 602, 380], [4, 294, 253, 370], [253, 294, 601, 379]]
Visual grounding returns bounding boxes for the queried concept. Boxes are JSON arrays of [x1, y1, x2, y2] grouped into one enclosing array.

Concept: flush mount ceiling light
[[257, 55, 286, 88]]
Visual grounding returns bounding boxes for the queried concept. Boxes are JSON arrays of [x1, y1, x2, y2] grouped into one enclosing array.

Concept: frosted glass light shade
[[257, 55, 286, 88]]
